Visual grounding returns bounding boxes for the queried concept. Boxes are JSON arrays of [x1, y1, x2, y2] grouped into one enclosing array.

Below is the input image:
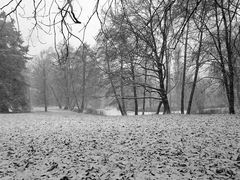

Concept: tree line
[[94, 0, 240, 115], [1, 0, 240, 114]]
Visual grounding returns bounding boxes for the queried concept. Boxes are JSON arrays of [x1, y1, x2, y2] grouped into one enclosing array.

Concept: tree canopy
[[0, 12, 29, 113]]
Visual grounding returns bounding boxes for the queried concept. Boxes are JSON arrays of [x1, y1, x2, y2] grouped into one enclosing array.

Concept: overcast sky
[[1, 0, 102, 56]]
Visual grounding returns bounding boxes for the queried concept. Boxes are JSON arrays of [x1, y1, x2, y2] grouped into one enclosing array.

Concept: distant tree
[[0, 12, 29, 113], [31, 50, 54, 112]]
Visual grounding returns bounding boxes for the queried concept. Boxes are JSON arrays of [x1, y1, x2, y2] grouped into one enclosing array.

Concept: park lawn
[[0, 110, 240, 179]]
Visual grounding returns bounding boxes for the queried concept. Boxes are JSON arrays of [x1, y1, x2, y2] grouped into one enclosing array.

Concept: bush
[[85, 108, 105, 116]]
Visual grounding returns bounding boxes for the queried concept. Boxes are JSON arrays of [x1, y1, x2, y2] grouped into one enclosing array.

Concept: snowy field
[[0, 110, 240, 179]]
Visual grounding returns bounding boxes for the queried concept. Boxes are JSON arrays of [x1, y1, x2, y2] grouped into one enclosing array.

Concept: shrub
[[85, 108, 105, 116]]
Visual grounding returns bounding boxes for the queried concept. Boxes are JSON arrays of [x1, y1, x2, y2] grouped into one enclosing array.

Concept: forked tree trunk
[[162, 93, 171, 114], [159, 79, 171, 114], [159, 68, 171, 114], [158, 9, 171, 114]]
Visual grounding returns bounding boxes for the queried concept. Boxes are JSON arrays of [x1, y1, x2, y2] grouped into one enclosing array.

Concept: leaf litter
[[0, 111, 240, 179]]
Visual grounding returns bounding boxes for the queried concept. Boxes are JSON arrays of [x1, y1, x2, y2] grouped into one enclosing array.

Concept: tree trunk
[[76, 46, 87, 113], [120, 56, 127, 115], [43, 65, 48, 112], [165, 48, 171, 94], [156, 101, 162, 114], [235, 75, 240, 109], [228, 65, 235, 114], [80, 52, 86, 113], [130, 60, 138, 115], [159, 68, 171, 114], [225, 33, 235, 114], [166, 47, 171, 109], [71, 80, 80, 112], [162, 93, 171, 114], [187, 25, 203, 114], [142, 91, 146, 115], [64, 65, 70, 110], [111, 78, 125, 116], [181, 21, 189, 114], [149, 91, 152, 111], [158, 10, 171, 114], [159, 78, 171, 114], [106, 48, 125, 116], [220, 0, 235, 114], [186, 63, 199, 114], [173, 47, 181, 110], [142, 61, 148, 115]]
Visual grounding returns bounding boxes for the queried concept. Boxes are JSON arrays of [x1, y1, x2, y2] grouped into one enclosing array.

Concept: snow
[[0, 110, 240, 179], [98, 107, 155, 116]]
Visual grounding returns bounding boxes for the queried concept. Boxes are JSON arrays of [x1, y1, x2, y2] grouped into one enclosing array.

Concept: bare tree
[[31, 50, 52, 111], [204, 0, 240, 114], [186, 0, 206, 114], [119, 0, 174, 114]]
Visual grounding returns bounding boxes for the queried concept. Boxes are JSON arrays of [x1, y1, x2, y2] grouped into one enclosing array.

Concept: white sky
[[1, 0, 103, 56]]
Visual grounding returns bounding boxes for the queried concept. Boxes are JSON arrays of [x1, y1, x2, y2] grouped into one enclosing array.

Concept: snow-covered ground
[[0, 110, 240, 179], [99, 107, 155, 116]]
